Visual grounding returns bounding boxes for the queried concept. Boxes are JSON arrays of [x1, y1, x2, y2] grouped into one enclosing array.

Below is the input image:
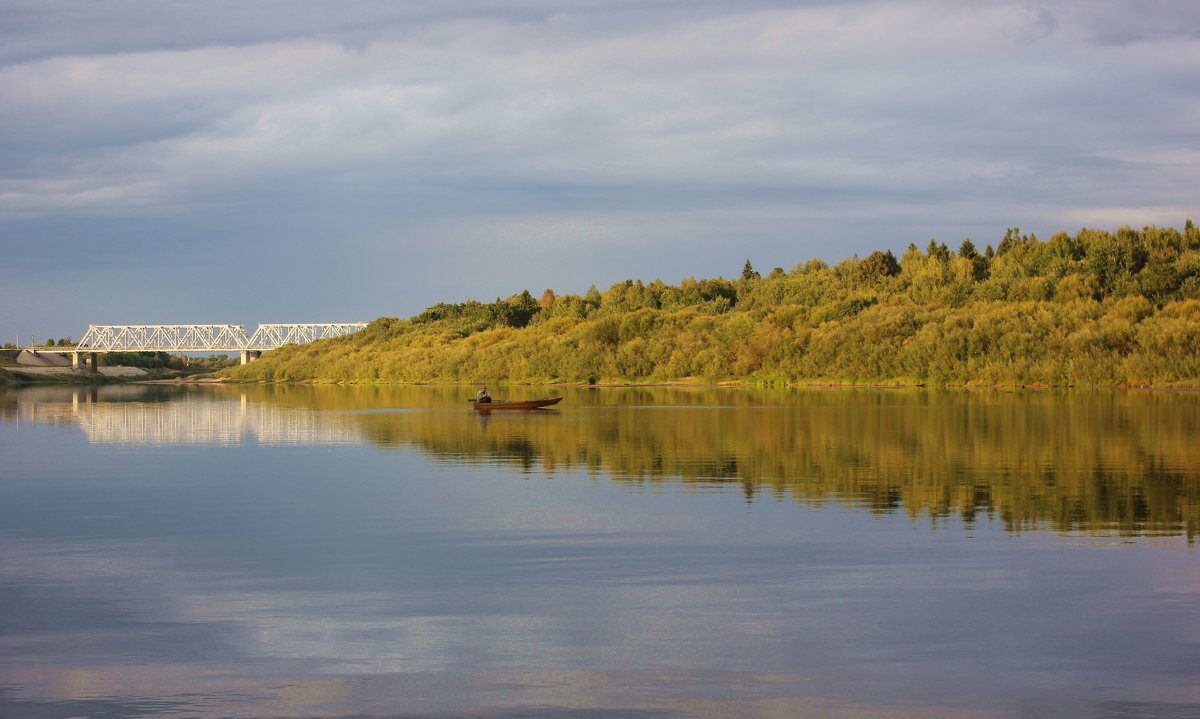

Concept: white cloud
[[1, 0, 1197, 330], [3, 2, 1196, 219]]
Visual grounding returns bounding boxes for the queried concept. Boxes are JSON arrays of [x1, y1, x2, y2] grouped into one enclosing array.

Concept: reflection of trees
[[3, 385, 1197, 538], [343, 388, 1200, 539]]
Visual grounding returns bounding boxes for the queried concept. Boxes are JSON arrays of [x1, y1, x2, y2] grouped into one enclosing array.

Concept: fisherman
[[477, 385, 492, 403]]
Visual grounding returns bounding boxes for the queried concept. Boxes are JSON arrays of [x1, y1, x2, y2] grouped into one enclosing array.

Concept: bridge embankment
[[13, 350, 72, 367], [1, 350, 147, 380], [5, 365, 147, 379]]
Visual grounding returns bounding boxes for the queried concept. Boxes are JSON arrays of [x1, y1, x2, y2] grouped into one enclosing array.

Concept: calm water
[[1, 385, 1197, 719]]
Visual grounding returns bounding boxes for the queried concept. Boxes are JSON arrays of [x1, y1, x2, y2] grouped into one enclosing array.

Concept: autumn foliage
[[223, 223, 1200, 386]]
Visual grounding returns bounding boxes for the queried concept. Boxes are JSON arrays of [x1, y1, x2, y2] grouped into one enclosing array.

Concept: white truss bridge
[[30, 323, 367, 367], [74, 323, 367, 352]]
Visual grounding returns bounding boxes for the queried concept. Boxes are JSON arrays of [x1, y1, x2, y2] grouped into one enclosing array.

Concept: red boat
[[471, 397, 563, 411]]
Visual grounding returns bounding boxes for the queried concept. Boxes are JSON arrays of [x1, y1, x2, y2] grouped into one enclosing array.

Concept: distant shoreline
[[7, 370, 1196, 391], [6, 358, 1196, 391], [129, 377, 1200, 391]]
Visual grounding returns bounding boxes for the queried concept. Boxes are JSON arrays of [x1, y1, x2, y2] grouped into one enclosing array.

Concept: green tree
[[584, 285, 602, 313], [958, 240, 988, 281], [926, 240, 950, 262], [500, 290, 540, 328], [854, 250, 900, 285]]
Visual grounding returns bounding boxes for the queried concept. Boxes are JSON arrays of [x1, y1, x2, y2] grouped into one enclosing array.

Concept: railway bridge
[[27, 323, 367, 371]]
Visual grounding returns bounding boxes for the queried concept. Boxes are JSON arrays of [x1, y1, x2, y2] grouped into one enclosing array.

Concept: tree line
[[222, 222, 1200, 386]]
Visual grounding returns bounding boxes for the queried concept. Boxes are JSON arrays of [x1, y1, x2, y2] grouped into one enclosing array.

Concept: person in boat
[[476, 385, 492, 403]]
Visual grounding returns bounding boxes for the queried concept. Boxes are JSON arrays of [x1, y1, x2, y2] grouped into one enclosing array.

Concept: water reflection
[[2, 384, 1198, 538], [2, 385, 367, 446], [2, 384, 1198, 718]]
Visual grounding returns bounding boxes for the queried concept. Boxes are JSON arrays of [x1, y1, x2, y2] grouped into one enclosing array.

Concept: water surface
[[1, 385, 1197, 718]]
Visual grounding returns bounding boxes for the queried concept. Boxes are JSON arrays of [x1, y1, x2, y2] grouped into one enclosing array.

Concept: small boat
[[471, 397, 563, 411]]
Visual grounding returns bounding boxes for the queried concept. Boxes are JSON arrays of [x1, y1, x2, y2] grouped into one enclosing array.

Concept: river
[[1, 384, 1197, 718]]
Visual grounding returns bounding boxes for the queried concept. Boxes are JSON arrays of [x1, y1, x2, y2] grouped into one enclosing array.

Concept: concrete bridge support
[[239, 350, 262, 365], [71, 352, 99, 372]]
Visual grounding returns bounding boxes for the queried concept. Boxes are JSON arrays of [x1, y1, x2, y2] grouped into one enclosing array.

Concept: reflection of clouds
[[0, 663, 913, 719], [2, 538, 584, 716], [0, 537, 464, 675], [1, 663, 980, 719], [0, 532, 852, 716], [3, 523, 1198, 716]]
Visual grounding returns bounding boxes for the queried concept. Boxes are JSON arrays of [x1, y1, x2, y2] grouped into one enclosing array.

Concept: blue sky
[[2, 0, 1198, 342]]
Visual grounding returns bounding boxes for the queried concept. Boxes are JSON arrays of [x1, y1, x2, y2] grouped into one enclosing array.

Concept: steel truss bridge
[[31, 323, 367, 369]]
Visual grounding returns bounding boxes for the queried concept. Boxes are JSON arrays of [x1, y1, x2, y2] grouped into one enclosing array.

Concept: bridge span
[[28, 323, 367, 370]]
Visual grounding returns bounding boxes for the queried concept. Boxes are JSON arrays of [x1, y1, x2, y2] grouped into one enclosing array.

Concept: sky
[[2, 0, 1198, 342]]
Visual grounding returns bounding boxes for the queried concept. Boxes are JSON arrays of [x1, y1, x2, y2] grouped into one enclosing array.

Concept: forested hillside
[[222, 223, 1200, 386]]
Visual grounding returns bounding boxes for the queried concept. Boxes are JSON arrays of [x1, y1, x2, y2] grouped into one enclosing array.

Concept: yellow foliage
[[221, 224, 1200, 387]]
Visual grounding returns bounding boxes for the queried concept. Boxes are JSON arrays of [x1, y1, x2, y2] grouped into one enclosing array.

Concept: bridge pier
[[239, 350, 262, 365], [72, 352, 99, 373]]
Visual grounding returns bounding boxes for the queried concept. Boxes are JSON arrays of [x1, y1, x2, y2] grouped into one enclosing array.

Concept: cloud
[[1064, 0, 1200, 44], [3, 3, 1193, 206], [1, 0, 1197, 331]]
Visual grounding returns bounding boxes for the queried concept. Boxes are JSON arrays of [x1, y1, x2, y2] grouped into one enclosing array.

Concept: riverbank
[[0, 349, 242, 386], [0, 365, 150, 384], [198, 375, 1200, 390], [1, 350, 149, 384]]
